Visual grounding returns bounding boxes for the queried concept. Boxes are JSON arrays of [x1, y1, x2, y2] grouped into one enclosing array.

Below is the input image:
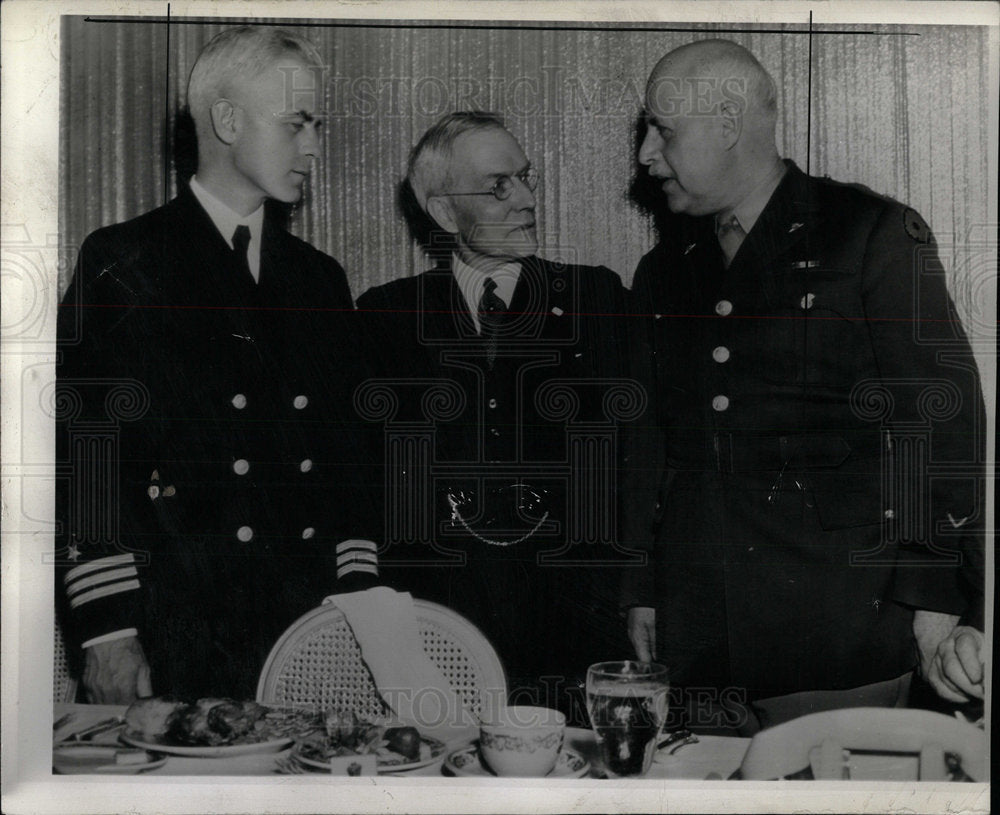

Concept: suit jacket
[[624, 162, 985, 697], [56, 187, 381, 698], [357, 256, 639, 689]]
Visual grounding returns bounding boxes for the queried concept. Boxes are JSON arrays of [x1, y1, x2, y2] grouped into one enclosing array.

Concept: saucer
[[53, 744, 167, 774], [444, 743, 590, 778]]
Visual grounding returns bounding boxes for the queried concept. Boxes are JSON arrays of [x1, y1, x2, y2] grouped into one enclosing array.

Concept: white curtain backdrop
[[59, 17, 991, 337]]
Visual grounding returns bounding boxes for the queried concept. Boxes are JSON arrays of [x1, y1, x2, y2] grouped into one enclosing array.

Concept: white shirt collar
[[451, 254, 522, 334], [189, 176, 265, 282]]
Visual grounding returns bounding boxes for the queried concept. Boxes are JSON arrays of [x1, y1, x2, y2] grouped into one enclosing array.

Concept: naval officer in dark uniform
[[357, 113, 638, 711], [56, 27, 381, 703], [623, 40, 985, 730]]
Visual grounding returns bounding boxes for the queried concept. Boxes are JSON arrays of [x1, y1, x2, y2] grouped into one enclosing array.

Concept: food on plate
[[168, 698, 267, 746], [298, 710, 439, 766], [322, 709, 385, 753], [384, 726, 422, 761], [124, 696, 303, 746], [123, 698, 440, 764], [123, 697, 187, 739]]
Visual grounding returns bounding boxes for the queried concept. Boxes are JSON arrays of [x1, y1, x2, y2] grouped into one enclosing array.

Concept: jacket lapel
[[675, 217, 724, 310], [508, 256, 549, 336], [173, 186, 257, 307], [422, 262, 477, 341], [257, 218, 286, 302], [727, 163, 820, 304]]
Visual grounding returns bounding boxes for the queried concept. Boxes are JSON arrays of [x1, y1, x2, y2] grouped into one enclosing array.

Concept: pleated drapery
[[59, 17, 990, 332]]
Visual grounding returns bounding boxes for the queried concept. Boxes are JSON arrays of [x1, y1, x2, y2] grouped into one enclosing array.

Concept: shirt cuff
[[81, 628, 138, 649]]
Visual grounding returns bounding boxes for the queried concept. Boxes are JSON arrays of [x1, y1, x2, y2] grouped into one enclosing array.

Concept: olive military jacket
[[623, 162, 984, 695]]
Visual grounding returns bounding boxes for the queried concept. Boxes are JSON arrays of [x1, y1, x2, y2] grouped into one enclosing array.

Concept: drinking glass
[[586, 661, 670, 777]]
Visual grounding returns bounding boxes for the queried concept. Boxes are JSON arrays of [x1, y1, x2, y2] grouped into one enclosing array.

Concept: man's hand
[[930, 625, 985, 702], [82, 636, 153, 704], [627, 607, 657, 662], [914, 610, 984, 703]]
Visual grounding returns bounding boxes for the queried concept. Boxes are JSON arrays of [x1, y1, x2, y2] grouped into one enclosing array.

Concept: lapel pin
[[800, 293, 815, 309], [684, 243, 697, 255], [551, 306, 564, 316], [788, 222, 804, 233]]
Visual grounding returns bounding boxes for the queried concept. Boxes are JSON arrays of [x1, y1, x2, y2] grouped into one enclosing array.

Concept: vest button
[[711, 395, 730, 412]]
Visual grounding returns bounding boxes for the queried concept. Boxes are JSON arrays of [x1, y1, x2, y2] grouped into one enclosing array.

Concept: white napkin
[[323, 587, 479, 740]]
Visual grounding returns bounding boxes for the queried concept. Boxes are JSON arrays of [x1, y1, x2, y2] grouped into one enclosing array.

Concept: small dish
[[444, 743, 590, 778], [53, 744, 167, 774]]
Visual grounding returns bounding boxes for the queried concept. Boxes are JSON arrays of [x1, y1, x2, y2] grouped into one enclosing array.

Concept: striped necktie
[[478, 277, 507, 367]]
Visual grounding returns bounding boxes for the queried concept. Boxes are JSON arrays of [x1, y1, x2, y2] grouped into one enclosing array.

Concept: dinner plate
[[121, 731, 293, 757], [444, 744, 591, 778], [53, 744, 167, 774], [294, 735, 448, 774]]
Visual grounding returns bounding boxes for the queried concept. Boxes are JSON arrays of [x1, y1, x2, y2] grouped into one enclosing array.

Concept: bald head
[[638, 39, 783, 216], [646, 39, 778, 135]]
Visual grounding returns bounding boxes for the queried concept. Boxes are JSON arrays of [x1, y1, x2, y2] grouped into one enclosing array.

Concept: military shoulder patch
[[902, 208, 932, 243]]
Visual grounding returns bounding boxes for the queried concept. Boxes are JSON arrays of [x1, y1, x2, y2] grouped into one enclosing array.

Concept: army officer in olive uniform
[[56, 27, 381, 703], [623, 40, 985, 730]]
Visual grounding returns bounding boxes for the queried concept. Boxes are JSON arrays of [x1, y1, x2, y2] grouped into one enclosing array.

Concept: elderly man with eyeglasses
[[357, 112, 637, 720]]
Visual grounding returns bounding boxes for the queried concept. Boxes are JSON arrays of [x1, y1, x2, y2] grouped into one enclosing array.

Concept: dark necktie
[[232, 224, 253, 283], [478, 277, 507, 367], [716, 213, 747, 269]]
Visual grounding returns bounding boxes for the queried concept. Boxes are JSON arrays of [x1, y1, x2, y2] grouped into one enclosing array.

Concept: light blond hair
[[187, 26, 323, 126]]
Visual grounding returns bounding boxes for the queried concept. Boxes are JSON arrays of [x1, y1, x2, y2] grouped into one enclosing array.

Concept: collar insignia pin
[[788, 222, 804, 233]]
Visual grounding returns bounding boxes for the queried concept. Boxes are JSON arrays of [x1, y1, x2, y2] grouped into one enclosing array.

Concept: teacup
[[478, 705, 566, 777]]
